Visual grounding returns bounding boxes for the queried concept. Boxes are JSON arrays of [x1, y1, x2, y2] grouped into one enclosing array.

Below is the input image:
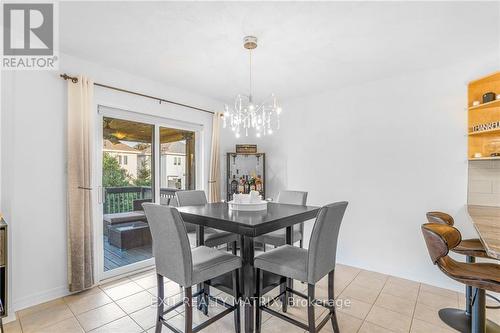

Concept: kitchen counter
[[467, 205, 500, 260]]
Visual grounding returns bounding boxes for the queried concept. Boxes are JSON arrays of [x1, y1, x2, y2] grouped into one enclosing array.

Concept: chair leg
[[185, 286, 193, 333], [466, 255, 475, 316], [202, 282, 209, 316], [233, 269, 241, 333], [155, 274, 164, 333], [471, 287, 486, 333], [466, 285, 473, 316], [256, 269, 263, 333], [307, 284, 316, 333], [232, 241, 238, 255], [328, 271, 340, 333], [299, 239, 304, 249], [281, 280, 288, 313]]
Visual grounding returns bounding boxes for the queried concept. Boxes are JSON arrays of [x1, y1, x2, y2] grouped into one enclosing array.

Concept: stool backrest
[[174, 190, 206, 234], [421, 223, 461, 264], [176, 190, 208, 206], [276, 191, 308, 205], [307, 201, 348, 284], [426, 211, 454, 226], [143, 203, 193, 286]]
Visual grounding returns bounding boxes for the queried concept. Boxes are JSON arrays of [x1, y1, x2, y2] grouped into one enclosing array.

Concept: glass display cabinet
[[226, 152, 265, 201]]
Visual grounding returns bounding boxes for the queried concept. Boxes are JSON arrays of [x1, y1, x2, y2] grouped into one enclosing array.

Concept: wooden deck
[[103, 235, 152, 271]]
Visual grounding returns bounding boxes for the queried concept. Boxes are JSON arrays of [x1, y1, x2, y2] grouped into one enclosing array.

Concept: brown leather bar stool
[[427, 212, 500, 332], [426, 212, 490, 259], [421, 223, 500, 333]]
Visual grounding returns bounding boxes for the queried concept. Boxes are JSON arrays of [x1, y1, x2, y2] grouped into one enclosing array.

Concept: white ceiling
[[60, 1, 499, 102]]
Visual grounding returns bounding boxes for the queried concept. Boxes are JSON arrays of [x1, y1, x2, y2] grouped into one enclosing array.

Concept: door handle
[[97, 186, 102, 204], [97, 186, 106, 204]]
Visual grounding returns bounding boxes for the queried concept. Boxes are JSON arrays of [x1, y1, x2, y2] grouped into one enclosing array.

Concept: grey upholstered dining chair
[[175, 190, 239, 252], [254, 201, 348, 333], [143, 203, 242, 333], [255, 191, 308, 250]]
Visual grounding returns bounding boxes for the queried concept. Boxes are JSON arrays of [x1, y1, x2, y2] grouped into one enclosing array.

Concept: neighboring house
[[103, 140, 141, 178], [141, 141, 187, 189], [161, 141, 186, 189]]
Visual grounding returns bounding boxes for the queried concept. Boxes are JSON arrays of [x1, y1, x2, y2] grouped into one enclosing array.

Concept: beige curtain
[[208, 112, 221, 202], [67, 75, 95, 292]]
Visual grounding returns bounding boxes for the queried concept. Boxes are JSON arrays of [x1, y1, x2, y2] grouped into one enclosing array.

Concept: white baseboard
[[2, 313, 17, 324], [11, 285, 69, 315]]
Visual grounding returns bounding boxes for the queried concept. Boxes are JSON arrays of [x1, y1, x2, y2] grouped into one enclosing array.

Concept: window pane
[[159, 127, 195, 204]]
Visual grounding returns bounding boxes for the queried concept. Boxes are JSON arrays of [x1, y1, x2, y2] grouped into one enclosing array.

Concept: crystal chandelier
[[223, 36, 282, 138]]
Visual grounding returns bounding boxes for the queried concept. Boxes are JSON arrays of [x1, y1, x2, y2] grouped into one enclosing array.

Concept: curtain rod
[[59, 73, 216, 115]]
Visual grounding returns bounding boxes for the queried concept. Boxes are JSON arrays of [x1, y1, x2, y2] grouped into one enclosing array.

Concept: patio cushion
[[103, 211, 147, 224]]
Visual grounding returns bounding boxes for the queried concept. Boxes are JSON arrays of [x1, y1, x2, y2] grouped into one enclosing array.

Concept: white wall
[[0, 53, 222, 313], [254, 54, 500, 291]]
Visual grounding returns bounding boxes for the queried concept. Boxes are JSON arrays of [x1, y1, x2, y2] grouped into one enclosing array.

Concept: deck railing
[[104, 186, 181, 214]]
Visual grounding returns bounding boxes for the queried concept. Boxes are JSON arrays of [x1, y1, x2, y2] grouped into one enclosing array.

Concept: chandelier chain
[[249, 49, 252, 100]]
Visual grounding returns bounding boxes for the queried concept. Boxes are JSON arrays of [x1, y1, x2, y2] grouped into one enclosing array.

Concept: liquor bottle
[[230, 175, 238, 194], [250, 177, 256, 191], [244, 175, 250, 193], [238, 177, 245, 194], [255, 175, 262, 193]]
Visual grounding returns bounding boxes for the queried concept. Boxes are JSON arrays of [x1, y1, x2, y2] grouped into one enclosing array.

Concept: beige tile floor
[[4, 263, 500, 333]]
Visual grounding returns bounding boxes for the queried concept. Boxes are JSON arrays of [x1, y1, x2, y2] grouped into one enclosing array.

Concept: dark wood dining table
[[177, 202, 321, 333]]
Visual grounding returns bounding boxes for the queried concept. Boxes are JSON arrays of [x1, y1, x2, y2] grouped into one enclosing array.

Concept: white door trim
[[93, 104, 204, 282]]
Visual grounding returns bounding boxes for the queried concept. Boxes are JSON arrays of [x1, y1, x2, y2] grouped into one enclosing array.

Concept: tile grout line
[[358, 274, 401, 333], [332, 268, 364, 333], [371, 280, 420, 318], [77, 277, 145, 332], [337, 268, 363, 301], [106, 276, 161, 332], [17, 313, 25, 333], [333, 269, 365, 333], [19, 298, 79, 333], [109, 298, 144, 333], [410, 285, 463, 331], [408, 282, 423, 333], [335, 268, 363, 299], [61, 294, 86, 332]]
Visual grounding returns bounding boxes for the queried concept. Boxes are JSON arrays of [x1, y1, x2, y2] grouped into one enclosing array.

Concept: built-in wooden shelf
[[468, 127, 500, 136], [468, 71, 500, 159], [468, 99, 500, 111], [469, 156, 500, 161]]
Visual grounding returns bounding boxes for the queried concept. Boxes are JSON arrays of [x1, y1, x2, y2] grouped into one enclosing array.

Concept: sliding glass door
[[97, 112, 199, 278], [101, 117, 154, 273]]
